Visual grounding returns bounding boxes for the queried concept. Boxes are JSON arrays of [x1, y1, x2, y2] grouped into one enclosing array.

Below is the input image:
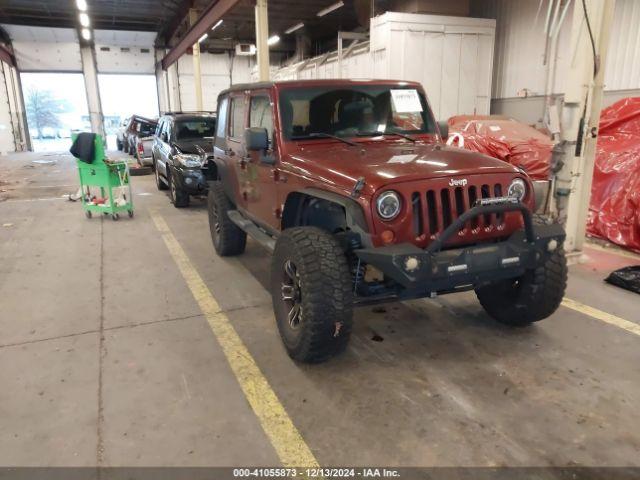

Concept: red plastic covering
[[587, 98, 640, 252], [447, 115, 554, 181]]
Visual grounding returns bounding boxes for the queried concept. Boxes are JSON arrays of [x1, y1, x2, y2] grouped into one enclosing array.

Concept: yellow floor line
[[584, 241, 640, 261], [151, 211, 319, 468], [562, 298, 640, 337]]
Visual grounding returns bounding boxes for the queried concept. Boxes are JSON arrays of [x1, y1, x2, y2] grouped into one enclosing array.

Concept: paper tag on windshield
[[391, 89, 423, 113]]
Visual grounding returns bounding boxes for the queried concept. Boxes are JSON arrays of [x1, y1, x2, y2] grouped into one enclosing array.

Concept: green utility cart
[[72, 133, 134, 221]]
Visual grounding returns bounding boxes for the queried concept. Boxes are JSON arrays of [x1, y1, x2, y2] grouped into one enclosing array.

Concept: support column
[[255, 0, 270, 81], [555, 0, 615, 253], [2, 61, 30, 151], [155, 48, 169, 114], [167, 61, 182, 112], [79, 44, 105, 137], [190, 9, 204, 111]]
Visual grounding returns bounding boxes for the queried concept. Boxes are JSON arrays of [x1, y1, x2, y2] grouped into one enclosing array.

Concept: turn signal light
[[381, 229, 395, 244]]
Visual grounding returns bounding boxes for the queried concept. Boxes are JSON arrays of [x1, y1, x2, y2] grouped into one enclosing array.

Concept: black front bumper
[[355, 201, 565, 293], [173, 166, 208, 195]]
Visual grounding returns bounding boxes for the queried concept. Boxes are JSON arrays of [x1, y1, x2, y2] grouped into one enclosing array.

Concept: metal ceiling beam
[[161, 0, 241, 70]]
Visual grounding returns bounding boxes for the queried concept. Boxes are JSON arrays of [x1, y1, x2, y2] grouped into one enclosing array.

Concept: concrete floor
[[1, 149, 639, 468]]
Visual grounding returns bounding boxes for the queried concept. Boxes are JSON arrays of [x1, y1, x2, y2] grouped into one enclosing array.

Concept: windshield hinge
[[350, 177, 366, 198]]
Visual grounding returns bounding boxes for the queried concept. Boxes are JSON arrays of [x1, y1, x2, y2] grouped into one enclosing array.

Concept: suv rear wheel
[[169, 171, 189, 208], [207, 182, 246, 256], [475, 216, 567, 326], [271, 227, 353, 363]]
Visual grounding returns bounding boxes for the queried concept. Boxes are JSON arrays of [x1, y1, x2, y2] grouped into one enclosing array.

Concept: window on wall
[[21, 72, 89, 153], [249, 95, 273, 144], [229, 96, 245, 139], [98, 74, 159, 150]]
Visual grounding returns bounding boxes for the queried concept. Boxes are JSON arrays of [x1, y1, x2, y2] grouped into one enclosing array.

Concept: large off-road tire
[[271, 227, 353, 363], [207, 181, 246, 256], [475, 215, 567, 326], [169, 171, 189, 208]]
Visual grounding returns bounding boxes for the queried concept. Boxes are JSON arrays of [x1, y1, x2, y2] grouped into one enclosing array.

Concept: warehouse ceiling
[[0, 0, 374, 55], [178, 0, 369, 53], [0, 0, 188, 33]]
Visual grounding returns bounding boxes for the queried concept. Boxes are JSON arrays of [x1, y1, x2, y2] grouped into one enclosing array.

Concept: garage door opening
[[98, 74, 158, 150], [21, 72, 89, 153]]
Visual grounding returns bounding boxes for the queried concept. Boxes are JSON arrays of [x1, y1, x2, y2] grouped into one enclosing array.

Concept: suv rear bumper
[[355, 202, 565, 293]]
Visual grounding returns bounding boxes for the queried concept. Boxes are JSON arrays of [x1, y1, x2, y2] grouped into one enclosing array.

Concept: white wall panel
[[604, 0, 640, 91], [177, 53, 254, 111], [489, 0, 640, 99], [1, 25, 82, 72], [269, 13, 495, 120], [95, 46, 155, 74]]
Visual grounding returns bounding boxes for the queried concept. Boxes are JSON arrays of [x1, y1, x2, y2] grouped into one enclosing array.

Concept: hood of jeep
[[286, 142, 519, 195]]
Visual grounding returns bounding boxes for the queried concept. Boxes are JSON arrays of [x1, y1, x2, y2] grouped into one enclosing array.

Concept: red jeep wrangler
[[204, 79, 567, 363]]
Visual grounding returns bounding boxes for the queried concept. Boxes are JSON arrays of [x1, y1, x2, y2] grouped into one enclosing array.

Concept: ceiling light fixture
[[285, 22, 304, 34], [79, 13, 90, 27], [76, 0, 87, 11], [198, 33, 208, 43], [211, 19, 223, 31], [317, 1, 344, 17], [267, 35, 280, 46], [81, 28, 91, 41]]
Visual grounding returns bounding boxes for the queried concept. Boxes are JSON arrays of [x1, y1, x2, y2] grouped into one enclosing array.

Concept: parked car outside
[[119, 115, 157, 155], [134, 134, 155, 166], [116, 117, 129, 151], [152, 112, 216, 207], [205, 79, 568, 363], [125, 120, 157, 165]]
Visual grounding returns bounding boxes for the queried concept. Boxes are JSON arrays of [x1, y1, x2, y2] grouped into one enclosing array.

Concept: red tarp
[[587, 98, 640, 252], [447, 115, 554, 181]]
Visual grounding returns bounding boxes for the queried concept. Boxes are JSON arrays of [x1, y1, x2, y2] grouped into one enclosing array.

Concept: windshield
[[278, 85, 436, 141], [138, 122, 156, 137], [175, 118, 216, 140]]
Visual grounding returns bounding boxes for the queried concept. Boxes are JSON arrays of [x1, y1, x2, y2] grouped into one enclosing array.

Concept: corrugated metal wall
[[488, 0, 640, 99], [605, 0, 640, 91]]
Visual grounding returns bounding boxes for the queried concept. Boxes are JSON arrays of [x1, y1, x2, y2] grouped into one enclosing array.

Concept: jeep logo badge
[[449, 178, 468, 187]]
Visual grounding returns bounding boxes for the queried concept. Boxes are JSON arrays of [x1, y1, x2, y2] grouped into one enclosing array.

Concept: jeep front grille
[[412, 182, 507, 239]]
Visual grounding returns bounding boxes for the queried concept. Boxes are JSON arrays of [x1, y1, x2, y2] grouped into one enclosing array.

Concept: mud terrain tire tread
[[208, 181, 246, 256], [271, 227, 353, 363], [475, 215, 567, 326]]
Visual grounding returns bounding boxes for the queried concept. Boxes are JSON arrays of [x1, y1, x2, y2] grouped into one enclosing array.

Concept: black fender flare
[[287, 188, 373, 247], [205, 158, 237, 203]]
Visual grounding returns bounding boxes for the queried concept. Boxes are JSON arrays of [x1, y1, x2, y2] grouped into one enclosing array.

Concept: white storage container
[[267, 12, 496, 121]]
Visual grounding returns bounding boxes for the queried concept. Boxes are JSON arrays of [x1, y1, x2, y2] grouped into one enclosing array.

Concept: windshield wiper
[[292, 132, 358, 147], [356, 131, 416, 142]]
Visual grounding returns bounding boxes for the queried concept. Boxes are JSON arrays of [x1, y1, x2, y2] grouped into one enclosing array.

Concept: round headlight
[[377, 191, 402, 220], [508, 178, 527, 201]]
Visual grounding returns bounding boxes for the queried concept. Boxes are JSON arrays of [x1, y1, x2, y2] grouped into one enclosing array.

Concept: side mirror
[[245, 127, 269, 151], [437, 120, 449, 139]]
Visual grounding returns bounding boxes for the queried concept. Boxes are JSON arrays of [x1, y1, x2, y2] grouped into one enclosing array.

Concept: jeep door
[[213, 95, 241, 203], [225, 92, 249, 210], [245, 91, 280, 231]]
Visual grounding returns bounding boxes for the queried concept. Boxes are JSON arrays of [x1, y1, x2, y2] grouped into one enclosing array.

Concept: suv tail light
[[137, 142, 144, 154]]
